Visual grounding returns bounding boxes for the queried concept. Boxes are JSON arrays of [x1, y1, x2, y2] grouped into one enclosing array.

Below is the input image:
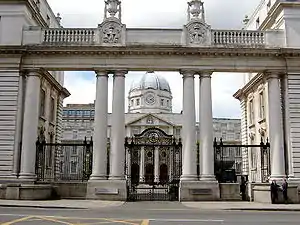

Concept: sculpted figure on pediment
[[101, 21, 122, 44]]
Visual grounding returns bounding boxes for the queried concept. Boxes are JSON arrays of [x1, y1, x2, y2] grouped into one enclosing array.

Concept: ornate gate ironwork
[[125, 128, 182, 201], [35, 137, 93, 182], [214, 138, 270, 183]]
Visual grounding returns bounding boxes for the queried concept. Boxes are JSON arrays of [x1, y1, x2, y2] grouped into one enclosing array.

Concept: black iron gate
[[213, 138, 270, 183], [125, 128, 182, 201], [35, 137, 93, 182]]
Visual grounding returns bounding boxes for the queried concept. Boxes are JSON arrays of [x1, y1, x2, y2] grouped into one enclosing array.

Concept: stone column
[[154, 147, 160, 183], [199, 72, 216, 181], [139, 147, 145, 182], [180, 71, 197, 181], [19, 71, 41, 181], [267, 72, 286, 180], [90, 71, 108, 180], [12, 73, 25, 177], [109, 70, 127, 180]]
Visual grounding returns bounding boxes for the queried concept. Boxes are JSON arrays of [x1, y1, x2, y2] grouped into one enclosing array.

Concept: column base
[[86, 180, 127, 201], [109, 176, 125, 180], [180, 175, 198, 181], [18, 173, 37, 182], [269, 175, 287, 182], [89, 175, 107, 181], [179, 180, 220, 201], [200, 175, 216, 181]]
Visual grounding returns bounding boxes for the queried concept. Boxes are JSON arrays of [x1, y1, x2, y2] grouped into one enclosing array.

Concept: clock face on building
[[145, 93, 156, 105]]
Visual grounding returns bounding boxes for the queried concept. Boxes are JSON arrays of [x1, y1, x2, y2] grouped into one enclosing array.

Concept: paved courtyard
[[1, 202, 300, 225]]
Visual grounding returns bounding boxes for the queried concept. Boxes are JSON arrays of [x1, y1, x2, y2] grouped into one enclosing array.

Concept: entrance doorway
[[125, 128, 182, 201], [145, 164, 154, 185], [160, 164, 168, 185]]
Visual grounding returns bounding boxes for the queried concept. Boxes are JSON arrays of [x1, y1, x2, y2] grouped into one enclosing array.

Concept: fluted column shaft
[[199, 72, 216, 181], [19, 72, 41, 181], [110, 71, 127, 180], [90, 71, 108, 180], [267, 73, 286, 180], [181, 71, 197, 181]]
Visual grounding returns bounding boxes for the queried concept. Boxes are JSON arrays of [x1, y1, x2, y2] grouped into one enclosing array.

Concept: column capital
[[23, 69, 43, 77], [199, 71, 213, 78], [114, 70, 128, 77], [180, 70, 195, 78], [264, 71, 285, 80], [94, 70, 108, 77]]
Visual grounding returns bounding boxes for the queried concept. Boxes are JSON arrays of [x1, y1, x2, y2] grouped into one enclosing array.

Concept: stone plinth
[[86, 180, 127, 201], [179, 180, 220, 201], [54, 182, 87, 199], [253, 183, 299, 204], [5, 184, 53, 200], [219, 183, 241, 201]]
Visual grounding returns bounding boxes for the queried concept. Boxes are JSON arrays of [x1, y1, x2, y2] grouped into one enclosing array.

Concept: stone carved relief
[[101, 21, 122, 44], [186, 21, 209, 45]]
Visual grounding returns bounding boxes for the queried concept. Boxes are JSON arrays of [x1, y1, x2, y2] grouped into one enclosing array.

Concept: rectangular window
[[70, 161, 77, 173], [259, 92, 265, 119], [249, 99, 254, 125], [39, 89, 46, 117], [161, 99, 164, 106], [63, 110, 68, 116], [136, 99, 140, 106], [73, 130, 78, 139], [71, 146, 77, 155], [50, 97, 56, 122]]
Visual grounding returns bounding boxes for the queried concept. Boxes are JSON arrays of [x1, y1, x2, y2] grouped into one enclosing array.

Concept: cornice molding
[[1, 46, 300, 58]]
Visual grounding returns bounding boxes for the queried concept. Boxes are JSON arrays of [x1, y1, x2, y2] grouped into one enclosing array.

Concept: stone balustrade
[[43, 28, 96, 45], [22, 27, 273, 47], [211, 30, 265, 47]]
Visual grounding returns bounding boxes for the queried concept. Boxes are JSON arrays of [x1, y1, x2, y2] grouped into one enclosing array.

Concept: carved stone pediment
[[99, 19, 125, 45], [185, 21, 211, 46]]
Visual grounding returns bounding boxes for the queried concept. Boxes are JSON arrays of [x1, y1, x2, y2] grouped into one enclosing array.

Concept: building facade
[[234, 0, 300, 187], [0, 0, 69, 180]]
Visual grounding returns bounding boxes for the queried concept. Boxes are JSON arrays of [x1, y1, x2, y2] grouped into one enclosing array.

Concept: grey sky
[[47, 0, 261, 119]]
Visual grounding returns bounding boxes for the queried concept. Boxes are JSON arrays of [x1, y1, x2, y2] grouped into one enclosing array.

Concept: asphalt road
[[1, 202, 300, 225]]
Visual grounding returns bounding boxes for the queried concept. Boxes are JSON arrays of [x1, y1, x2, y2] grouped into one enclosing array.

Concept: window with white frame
[[39, 89, 46, 117], [49, 97, 56, 122], [251, 148, 257, 169], [259, 91, 265, 119], [249, 99, 254, 125]]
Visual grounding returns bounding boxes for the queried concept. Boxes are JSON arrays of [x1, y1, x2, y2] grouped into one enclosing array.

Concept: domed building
[[128, 72, 172, 113]]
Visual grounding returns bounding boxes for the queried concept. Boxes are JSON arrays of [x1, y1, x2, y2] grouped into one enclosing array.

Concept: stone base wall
[[54, 182, 87, 199], [179, 181, 220, 201], [0, 184, 53, 200], [253, 183, 299, 203], [86, 180, 127, 201], [219, 183, 241, 201]]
